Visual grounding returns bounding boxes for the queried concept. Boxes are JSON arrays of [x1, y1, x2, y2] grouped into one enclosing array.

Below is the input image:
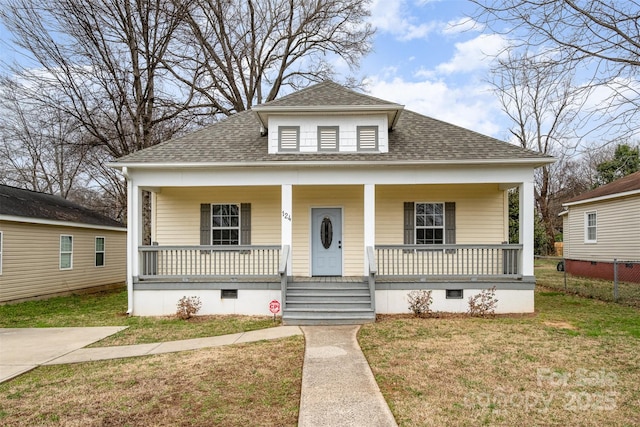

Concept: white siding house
[[110, 81, 554, 323]]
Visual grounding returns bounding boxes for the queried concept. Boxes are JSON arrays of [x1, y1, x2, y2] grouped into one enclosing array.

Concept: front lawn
[[359, 287, 640, 426], [0, 289, 280, 346]]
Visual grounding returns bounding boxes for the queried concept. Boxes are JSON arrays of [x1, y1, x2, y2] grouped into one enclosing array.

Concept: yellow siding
[[376, 184, 507, 244], [154, 187, 281, 245], [292, 185, 364, 276], [566, 195, 640, 261], [0, 221, 126, 302], [154, 184, 508, 277]]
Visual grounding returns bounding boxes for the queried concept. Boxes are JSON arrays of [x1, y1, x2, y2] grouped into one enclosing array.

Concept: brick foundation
[[565, 259, 640, 283]]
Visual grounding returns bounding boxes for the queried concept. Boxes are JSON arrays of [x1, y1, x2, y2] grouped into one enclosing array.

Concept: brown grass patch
[[359, 293, 640, 426], [0, 336, 304, 426]]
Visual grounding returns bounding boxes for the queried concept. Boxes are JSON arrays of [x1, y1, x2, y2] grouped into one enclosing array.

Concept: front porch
[[132, 243, 531, 323]]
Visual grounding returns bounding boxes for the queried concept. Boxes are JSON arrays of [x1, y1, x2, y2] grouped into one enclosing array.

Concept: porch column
[[125, 170, 143, 314], [281, 184, 293, 274], [519, 180, 535, 277], [364, 184, 375, 274]]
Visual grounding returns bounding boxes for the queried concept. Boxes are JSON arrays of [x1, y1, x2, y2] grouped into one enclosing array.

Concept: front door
[[311, 208, 342, 276]]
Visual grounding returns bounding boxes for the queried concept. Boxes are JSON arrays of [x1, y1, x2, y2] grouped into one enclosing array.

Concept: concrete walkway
[[0, 327, 127, 383], [2, 324, 398, 426], [299, 325, 398, 427]]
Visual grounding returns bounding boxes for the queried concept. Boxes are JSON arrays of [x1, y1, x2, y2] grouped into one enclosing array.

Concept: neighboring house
[[110, 81, 553, 324], [0, 185, 126, 303], [560, 171, 640, 282]]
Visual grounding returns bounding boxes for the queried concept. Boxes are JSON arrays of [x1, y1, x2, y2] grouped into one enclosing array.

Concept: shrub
[[176, 296, 202, 320], [467, 286, 498, 318], [407, 290, 433, 317]]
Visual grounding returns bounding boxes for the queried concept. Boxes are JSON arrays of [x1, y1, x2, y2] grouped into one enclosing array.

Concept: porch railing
[[375, 244, 522, 279], [139, 245, 281, 279]]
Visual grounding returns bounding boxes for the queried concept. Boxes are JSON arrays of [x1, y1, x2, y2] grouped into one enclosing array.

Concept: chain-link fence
[[536, 257, 640, 308]]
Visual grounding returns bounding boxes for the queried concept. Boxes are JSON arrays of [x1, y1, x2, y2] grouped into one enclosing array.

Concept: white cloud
[[435, 33, 509, 74], [369, 0, 441, 41], [364, 75, 507, 138]]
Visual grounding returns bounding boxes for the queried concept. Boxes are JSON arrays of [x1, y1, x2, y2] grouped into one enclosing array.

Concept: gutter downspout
[[123, 167, 134, 315]]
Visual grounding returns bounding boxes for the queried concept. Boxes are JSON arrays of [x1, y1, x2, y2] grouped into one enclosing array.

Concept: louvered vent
[[357, 126, 378, 151], [279, 127, 299, 151], [318, 126, 338, 151]]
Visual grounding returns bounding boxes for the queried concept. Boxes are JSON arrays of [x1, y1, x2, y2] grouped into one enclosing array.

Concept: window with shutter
[[279, 126, 300, 151], [318, 126, 339, 151], [404, 202, 456, 245], [201, 203, 251, 246], [357, 126, 378, 151]]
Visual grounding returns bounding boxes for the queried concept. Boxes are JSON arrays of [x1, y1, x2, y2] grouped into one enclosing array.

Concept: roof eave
[[108, 157, 555, 170], [252, 104, 406, 131], [562, 188, 640, 207]]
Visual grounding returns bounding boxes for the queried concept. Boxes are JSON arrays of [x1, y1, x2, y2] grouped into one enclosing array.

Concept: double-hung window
[[585, 212, 597, 243], [415, 203, 445, 244], [95, 237, 105, 267], [60, 235, 73, 270], [212, 204, 240, 245]]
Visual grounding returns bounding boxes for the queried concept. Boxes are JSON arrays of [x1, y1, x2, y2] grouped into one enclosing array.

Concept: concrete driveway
[[0, 327, 126, 383]]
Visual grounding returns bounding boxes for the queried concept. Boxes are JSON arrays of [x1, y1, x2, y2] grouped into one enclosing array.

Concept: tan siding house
[[111, 82, 553, 323], [561, 171, 640, 281], [0, 185, 126, 303]]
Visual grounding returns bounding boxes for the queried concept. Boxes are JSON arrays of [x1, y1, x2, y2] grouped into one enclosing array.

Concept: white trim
[[281, 184, 293, 270], [60, 234, 73, 270], [562, 189, 640, 207], [0, 214, 125, 232], [414, 202, 445, 244], [210, 203, 241, 245], [95, 236, 106, 267], [109, 157, 555, 169], [364, 184, 375, 274], [584, 211, 597, 244]]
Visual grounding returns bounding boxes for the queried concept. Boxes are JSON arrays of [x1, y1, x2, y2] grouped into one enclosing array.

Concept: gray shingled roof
[[564, 171, 640, 204], [258, 80, 400, 107], [0, 185, 125, 228], [115, 81, 551, 165]]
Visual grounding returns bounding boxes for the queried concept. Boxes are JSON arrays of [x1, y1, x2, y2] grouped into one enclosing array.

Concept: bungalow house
[[110, 81, 553, 324], [0, 185, 126, 303], [560, 171, 640, 282]]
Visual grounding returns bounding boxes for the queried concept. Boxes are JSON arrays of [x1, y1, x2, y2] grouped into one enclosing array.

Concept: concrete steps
[[283, 280, 375, 325]]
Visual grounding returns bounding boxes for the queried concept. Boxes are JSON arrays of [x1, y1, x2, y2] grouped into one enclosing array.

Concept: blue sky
[[361, 0, 510, 139], [0, 0, 511, 140]]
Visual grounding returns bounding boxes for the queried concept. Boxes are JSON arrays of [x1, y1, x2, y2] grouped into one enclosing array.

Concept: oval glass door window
[[320, 216, 333, 249]]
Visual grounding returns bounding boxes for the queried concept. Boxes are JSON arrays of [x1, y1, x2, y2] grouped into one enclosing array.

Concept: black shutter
[[200, 204, 211, 245], [445, 202, 456, 244], [240, 203, 251, 245], [404, 202, 414, 244]]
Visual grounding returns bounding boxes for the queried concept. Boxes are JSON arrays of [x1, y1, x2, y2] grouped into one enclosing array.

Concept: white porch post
[[124, 169, 142, 315], [519, 180, 535, 277], [364, 184, 375, 274], [281, 184, 293, 274]]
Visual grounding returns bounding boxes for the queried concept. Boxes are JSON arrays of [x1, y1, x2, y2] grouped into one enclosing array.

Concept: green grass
[[0, 289, 280, 346], [535, 258, 640, 308]]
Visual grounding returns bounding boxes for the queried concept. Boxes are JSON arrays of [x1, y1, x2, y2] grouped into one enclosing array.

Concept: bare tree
[[0, 78, 89, 197], [473, 0, 640, 139], [491, 50, 588, 254], [166, 0, 373, 115], [1, 0, 195, 159]]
